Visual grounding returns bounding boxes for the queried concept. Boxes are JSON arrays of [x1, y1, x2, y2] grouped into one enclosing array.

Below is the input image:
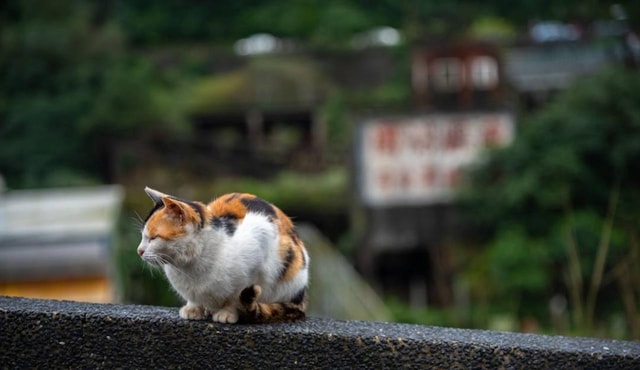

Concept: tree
[[0, 0, 181, 188], [105, 0, 640, 46], [460, 67, 640, 338]]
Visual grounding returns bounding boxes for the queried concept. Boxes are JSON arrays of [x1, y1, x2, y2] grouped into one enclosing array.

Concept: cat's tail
[[239, 285, 306, 324]]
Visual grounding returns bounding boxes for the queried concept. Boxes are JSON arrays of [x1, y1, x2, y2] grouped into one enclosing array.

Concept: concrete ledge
[[1, 296, 639, 369]]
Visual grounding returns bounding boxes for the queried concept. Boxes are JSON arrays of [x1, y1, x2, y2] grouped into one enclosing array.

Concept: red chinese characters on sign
[[377, 170, 394, 190], [375, 124, 398, 154], [377, 168, 416, 192], [361, 113, 514, 206], [445, 121, 466, 150]]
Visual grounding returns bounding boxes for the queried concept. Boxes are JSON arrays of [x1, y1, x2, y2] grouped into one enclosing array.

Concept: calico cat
[[137, 187, 309, 324]]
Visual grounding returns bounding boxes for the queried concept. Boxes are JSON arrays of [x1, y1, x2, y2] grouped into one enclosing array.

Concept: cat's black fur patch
[[211, 215, 237, 236], [241, 197, 276, 219], [289, 229, 301, 245], [291, 288, 306, 305], [278, 246, 295, 280]]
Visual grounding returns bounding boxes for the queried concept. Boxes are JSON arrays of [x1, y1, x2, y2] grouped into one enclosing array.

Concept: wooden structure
[[412, 41, 504, 110]]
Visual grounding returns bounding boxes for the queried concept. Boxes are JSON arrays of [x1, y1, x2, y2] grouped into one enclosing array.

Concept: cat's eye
[[149, 235, 158, 241]]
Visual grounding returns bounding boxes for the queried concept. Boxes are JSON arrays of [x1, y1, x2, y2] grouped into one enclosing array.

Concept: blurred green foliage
[[185, 56, 332, 114], [3, 0, 638, 188], [110, 0, 639, 46], [0, 0, 186, 188], [207, 168, 348, 213], [115, 0, 401, 47], [460, 67, 640, 338], [125, 168, 348, 220]]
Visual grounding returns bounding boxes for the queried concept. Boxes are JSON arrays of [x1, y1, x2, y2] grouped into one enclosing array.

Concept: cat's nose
[[137, 246, 145, 257]]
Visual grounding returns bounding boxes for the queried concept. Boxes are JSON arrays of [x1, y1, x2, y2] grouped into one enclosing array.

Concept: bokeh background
[[1, 0, 640, 340]]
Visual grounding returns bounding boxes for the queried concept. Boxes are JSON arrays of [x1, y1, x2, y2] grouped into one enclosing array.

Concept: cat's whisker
[[134, 211, 143, 223], [155, 254, 175, 266], [140, 259, 157, 277], [129, 213, 145, 231], [147, 264, 158, 278]]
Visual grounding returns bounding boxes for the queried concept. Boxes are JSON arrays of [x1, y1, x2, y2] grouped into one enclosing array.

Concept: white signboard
[[358, 113, 514, 206]]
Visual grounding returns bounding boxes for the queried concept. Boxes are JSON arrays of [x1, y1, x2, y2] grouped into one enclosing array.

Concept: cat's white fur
[[137, 203, 309, 324]]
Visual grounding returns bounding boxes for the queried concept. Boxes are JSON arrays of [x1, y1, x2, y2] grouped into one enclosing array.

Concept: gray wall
[[1, 296, 639, 369]]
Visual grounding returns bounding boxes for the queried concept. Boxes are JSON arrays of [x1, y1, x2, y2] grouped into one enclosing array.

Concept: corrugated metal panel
[[0, 185, 124, 281], [504, 42, 613, 92]]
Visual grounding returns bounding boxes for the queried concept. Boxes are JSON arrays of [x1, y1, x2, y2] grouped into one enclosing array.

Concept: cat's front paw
[[179, 304, 206, 320], [212, 308, 239, 324]]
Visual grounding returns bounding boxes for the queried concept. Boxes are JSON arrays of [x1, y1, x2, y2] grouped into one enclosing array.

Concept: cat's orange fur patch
[[209, 193, 250, 220], [146, 212, 186, 240]]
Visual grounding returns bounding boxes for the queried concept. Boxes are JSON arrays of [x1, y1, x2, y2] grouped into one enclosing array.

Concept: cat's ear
[[161, 197, 186, 224], [145, 187, 167, 204]]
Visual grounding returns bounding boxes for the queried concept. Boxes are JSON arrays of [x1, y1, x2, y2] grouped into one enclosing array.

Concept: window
[[470, 56, 499, 90], [431, 58, 463, 92]]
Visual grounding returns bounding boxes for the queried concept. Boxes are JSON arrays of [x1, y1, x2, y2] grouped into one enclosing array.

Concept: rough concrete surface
[[1, 296, 639, 369]]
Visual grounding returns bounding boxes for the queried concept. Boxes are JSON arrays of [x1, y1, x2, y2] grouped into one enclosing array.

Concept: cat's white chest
[[164, 264, 230, 308]]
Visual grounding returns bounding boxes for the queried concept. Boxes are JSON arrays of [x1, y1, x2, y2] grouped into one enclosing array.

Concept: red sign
[[359, 113, 514, 206]]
